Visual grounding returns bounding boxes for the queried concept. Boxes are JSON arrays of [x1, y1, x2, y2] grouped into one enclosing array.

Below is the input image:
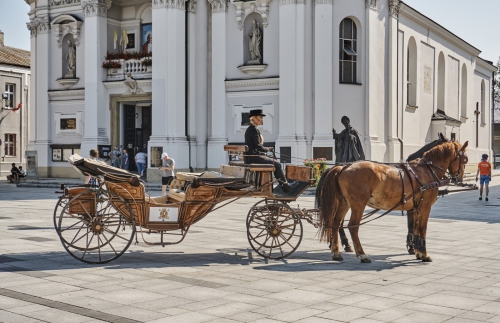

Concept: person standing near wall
[[160, 152, 175, 196], [476, 154, 492, 201], [121, 149, 129, 171]]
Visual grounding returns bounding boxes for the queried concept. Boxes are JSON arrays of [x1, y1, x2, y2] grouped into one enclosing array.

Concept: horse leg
[[331, 202, 349, 261], [413, 205, 432, 262], [347, 205, 371, 263], [339, 221, 353, 252], [406, 210, 415, 255]]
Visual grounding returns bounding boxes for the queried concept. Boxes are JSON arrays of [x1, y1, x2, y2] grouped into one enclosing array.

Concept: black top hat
[[249, 109, 266, 117]]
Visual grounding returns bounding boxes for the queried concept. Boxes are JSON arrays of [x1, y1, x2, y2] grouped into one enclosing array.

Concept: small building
[[0, 30, 31, 179]]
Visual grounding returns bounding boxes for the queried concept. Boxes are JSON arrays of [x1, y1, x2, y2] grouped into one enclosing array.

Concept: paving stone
[[391, 312, 451, 323], [315, 305, 375, 322]]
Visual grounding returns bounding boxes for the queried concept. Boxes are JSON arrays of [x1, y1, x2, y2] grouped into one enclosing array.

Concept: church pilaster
[[149, 0, 189, 171], [275, 0, 307, 164], [387, 0, 401, 161], [80, 0, 109, 157], [207, 0, 228, 169]]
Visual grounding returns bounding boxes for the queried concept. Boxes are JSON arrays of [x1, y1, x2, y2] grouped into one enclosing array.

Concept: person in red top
[[476, 154, 492, 201]]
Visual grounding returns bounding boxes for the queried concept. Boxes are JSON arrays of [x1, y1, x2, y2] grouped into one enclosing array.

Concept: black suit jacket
[[244, 125, 267, 155]]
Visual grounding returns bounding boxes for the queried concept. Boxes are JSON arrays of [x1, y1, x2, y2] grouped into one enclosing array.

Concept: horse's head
[[447, 141, 469, 182]]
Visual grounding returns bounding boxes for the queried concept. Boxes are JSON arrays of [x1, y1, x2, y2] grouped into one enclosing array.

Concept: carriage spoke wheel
[[55, 189, 136, 264], [246, 203, 303, 260]]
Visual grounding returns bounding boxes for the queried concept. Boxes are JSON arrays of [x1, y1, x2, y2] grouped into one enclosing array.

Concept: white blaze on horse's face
[[448, 141, 469, 182]]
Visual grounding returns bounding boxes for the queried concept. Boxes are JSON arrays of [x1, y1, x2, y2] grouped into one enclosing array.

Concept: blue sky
[[0, 0, 499, 63]]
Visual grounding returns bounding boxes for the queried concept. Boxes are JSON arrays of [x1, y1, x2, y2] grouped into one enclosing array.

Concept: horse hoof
[[344, 246, 353, 253], [332, 254, 343, 261], [407, 248, 415, 255], [358, 255, 371, 263], [421, 256, 433, 262]]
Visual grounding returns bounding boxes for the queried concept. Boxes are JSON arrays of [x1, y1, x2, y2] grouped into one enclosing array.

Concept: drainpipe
[[396, 15, 403, 160], [492, 70, 496, 168], [185, 6, 194, 172]]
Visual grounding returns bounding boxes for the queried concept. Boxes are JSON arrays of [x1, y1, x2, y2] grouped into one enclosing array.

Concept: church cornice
[[225, 78, 279, 89], [365, 0, 378, 10], [26, 15, 50, 38], [280, 0, 305, 5], [153, 0, 186, 10], [81, 0, 111, 17], [389, 0, 401, 18], [209, 0, 227, 13], [314, 0, 332, 4], [48, 89, 85, 98], [24, 0, 37, 5]]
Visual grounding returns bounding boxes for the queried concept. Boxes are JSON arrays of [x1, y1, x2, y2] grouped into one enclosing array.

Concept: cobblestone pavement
[[0, 179, 499, 323]]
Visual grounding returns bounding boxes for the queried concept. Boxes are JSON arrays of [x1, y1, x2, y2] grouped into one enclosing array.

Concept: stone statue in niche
[[65, 40, 76, 78], [247, 20, 262, 65]]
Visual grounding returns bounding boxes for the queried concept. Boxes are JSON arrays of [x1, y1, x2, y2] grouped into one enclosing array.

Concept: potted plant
[[102, 60, 122, 73], [303, 158, 328, 187]]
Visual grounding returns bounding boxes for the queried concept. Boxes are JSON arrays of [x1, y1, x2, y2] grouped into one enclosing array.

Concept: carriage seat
[[168, 190, 186, 202]]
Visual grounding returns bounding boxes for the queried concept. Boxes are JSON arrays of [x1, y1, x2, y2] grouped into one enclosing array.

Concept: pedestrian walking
[[159, 152, 175, 196], [135, 151, 147, 177], [121, 149, 129, 171], [476, 154, 492, 201], [112, 153, 121, 168]]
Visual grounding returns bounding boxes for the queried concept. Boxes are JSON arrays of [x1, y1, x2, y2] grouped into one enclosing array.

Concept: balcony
[[103, 52, 152, 81]]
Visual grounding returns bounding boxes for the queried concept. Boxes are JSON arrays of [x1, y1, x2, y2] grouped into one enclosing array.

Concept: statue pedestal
[[238, 64, 267, 76], [57, 78, 79, 90]]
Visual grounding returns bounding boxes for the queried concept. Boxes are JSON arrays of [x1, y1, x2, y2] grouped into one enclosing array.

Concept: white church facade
[[25, 0, 496, 179]]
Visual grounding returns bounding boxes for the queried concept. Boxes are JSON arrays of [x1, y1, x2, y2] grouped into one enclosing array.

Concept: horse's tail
[[315, 167, 332, 208], [317, 166, 344, 243]]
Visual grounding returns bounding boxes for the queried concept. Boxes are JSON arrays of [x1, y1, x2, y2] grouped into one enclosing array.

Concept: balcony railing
[[104, 57, 152, 81]]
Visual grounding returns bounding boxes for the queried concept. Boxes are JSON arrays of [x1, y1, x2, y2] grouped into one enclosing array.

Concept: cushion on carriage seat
[[176, 172, 201, 181], [220, 165, 246, 178], [169, 179, 186, 190], [168, 190, 186, 202]]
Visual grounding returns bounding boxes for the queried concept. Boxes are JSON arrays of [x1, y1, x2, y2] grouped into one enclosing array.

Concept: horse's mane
[[407, 139, 441, 162], [422, 141, 461, 162]]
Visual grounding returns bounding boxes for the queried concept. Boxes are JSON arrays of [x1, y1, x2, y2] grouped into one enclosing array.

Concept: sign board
[[25, 151, 38, 179], [149, 207, 179, 223], [98, 128, 107, 137]]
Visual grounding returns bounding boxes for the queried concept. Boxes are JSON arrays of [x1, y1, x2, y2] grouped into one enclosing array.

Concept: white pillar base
[[387, 138, 402, 162]]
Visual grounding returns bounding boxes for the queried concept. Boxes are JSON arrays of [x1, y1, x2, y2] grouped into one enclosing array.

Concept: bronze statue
[[332, 116, 365, 163]]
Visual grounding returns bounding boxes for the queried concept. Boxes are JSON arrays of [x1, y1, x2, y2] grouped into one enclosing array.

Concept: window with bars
[[5, 84, 15, 108], [339, 18, 358, 83], [4, 134, 16, 156]]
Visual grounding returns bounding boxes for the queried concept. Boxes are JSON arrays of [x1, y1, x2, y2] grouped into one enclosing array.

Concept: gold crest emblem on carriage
[[159, 208, 169, 220]]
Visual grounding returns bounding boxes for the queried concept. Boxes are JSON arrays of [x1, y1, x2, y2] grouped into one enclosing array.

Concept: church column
[[193, 0, 209, 170], [27, 14, 51, 177], [207, 0, 228, 169], [187, 0, 198, 170], [312, 0, 334, 157], [81, 0, 110, 157], [387, 0, 401, 162], [150, 0, 189, 169], [276, 0, 307, 164]]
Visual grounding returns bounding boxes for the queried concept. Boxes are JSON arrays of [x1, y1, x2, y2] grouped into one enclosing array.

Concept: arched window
[[460, 64, 467, 118], [437, 52, 446, 111], [339, 18, 357, 83], [407, 37, 417, 107], [481, 80, 485, 124]]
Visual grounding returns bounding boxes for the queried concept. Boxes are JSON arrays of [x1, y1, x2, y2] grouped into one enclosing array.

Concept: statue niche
[[239, 13, 267, 76], [57, 33, 79, 90]]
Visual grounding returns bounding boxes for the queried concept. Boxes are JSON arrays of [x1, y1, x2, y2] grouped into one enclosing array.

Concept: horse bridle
[[424, 150, 468, 183]]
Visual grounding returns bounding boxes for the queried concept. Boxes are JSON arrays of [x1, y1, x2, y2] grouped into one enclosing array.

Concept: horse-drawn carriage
[[53, 145, 319, 264], [54, 138, 476, 265]]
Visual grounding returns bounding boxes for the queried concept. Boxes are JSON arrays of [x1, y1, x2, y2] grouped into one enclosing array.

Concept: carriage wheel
[[53, 196, 69, 231], [55, 189, 136, 264], [246, 203, 303, 259]]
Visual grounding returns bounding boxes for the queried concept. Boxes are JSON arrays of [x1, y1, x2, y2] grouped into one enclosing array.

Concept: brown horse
[[317, 141, 468, 263]]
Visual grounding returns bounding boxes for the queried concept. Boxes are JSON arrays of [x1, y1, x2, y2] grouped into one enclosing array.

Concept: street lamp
[[0, 93, 9, 111]]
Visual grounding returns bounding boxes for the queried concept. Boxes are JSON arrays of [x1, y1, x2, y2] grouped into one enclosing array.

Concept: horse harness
[[333, 153, 468, 229]]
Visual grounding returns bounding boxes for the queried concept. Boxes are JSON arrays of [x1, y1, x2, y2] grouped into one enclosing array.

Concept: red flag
[[12, 102, 22, 113]]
